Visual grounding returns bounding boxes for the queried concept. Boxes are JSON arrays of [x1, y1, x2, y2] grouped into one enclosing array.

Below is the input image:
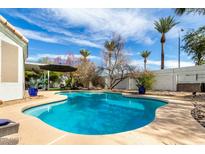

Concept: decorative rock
[[0, 100, 3, 105], [191, 103, 205, 128]]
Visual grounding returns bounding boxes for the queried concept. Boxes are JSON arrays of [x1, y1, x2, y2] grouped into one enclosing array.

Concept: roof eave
[[0, 15, 28, 44]]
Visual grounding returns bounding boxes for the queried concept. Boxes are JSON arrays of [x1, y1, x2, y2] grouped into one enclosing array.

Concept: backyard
[[0, 8, 205, 145]]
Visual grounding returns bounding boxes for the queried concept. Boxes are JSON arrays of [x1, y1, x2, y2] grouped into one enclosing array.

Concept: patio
[[0, 90, 205, 145]]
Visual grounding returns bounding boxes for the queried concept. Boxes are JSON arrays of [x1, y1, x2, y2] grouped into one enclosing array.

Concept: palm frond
[[104, 40, 116, 51], [154, 16, 179, 33], [140, 50, 151, 58], [80, 49, 90, 58], [175, 8, 205, 16], [175, 8, 186, 15]]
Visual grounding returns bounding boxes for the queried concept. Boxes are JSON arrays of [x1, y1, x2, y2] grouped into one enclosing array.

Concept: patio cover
[[40, 64, 77, 72], [25, 62, 77, 72], [25, 62, 77, 90]]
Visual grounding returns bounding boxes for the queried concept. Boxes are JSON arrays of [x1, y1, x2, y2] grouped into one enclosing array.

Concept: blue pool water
[[24, 92, 167, 135]]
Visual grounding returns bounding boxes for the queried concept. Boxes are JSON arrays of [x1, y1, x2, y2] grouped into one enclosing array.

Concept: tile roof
[[0, 15, 28, 44]]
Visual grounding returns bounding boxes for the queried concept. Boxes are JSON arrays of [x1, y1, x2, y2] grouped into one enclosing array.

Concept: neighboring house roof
[[0, 15, 28, 44]]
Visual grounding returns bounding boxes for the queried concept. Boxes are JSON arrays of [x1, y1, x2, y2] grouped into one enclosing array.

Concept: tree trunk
[[144, 58, 147, 71], [108, 52, 112, 89], [161, 33, 165, 70], [161, 42, 165, 69]]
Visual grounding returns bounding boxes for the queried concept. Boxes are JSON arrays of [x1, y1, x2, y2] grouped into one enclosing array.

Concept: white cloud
[[130, 59, 194, 69], [179, 14, 205, 29], [16, 27, 59, 43], [123, 50, 135, 56], [13, 9, 155, 46], [166, 26, 180, 39], [27, 53, 101, 62], [50, 9, 155, 45], [68, 38, 102, 48], [165, 60, 194, 68], [16, 27, 101, 48]]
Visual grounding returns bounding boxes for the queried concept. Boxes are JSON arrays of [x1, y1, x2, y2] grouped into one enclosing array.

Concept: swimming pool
[[24, 92, 167, 135]]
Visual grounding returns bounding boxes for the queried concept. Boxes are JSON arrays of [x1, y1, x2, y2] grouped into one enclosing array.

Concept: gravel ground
[[191, 103, 205, 127]]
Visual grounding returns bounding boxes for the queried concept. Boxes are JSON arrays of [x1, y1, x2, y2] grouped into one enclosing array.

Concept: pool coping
[[1, 90, 205, 144]]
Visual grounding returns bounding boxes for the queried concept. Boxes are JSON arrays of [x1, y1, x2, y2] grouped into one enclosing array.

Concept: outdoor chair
[[0, 119, 20, 137]]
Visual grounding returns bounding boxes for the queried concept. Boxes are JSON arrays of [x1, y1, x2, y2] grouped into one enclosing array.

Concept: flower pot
[[28, 87, 38, 97], [138, 86, 146, 94]]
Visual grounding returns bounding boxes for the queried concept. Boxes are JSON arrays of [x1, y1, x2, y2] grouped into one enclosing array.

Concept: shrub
[[135, 71, 155, 90], [28, 78, 39, 88], [91, 75, 105, 88], [66, 77, 77, 89]]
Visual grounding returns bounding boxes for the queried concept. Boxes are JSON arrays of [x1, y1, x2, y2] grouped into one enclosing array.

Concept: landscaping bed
[[191, 103, 205, 127]]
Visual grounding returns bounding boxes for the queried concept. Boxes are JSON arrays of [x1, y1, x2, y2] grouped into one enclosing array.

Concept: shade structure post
[[47, 70, 50, 90], [43, 71, 46, 90]]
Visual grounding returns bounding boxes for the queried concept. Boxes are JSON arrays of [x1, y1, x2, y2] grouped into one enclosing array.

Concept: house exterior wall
[[0, 31, 25, 101], [1, 40, 19, 82]]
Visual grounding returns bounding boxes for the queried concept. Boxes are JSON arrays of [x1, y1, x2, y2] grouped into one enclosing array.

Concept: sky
[[1, 8, 205, 70]]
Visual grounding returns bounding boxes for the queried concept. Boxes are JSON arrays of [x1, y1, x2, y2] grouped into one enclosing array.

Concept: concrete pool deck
[[0, 90, 205, 145]]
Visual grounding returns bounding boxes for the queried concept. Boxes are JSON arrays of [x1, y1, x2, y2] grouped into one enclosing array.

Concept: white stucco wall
[[0, 31, 25, 101], [153, 65, 205, 91], [114, 78, 129, 89], [113, 77, 137, 90], [152, 69, 177, 91], [114, 65, 205, 91]]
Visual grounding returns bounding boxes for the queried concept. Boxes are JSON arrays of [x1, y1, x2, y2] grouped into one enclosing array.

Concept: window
[[1, 40, 19, 82]]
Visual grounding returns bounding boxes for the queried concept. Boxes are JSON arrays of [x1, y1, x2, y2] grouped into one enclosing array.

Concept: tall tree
[[104, 40, 116, 69], [104, 40, 116, 86], [76, 61, 96, 88], [80, 49, 90, 62], [101, 35, 135, 90], [154, 16, 178, 69], [175, 8, 205, 16], [140, 50, 151, 71], [182, 26, 205, 65]]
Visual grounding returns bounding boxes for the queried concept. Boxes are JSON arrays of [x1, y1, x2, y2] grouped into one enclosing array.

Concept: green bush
[[65, 77, 79, 89], [135, 71, 155, 90], [28, 78, 39, 88]]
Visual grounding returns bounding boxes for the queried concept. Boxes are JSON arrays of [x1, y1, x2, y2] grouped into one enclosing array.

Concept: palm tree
[[192, 52, 205, 65], [182, 27, 205, 65], [104, 40, 116, 69], [175, 8, 186, 15], [104, 40, 116, 88], [175, 8, 205, 16], [154, 16, 178, 69], [80, 49, 90, 62], [140, 50, 151, 71]]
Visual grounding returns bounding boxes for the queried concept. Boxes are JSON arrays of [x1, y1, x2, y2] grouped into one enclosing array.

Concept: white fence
[[114, 65, 205, 91]]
